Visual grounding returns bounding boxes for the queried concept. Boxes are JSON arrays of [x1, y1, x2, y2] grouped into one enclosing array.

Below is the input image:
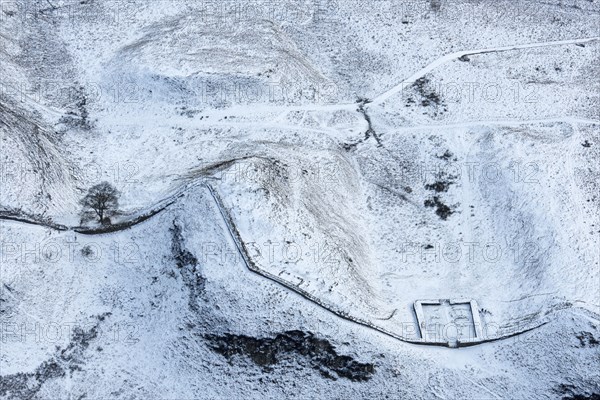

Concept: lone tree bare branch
[[80, 182, 120, 225]]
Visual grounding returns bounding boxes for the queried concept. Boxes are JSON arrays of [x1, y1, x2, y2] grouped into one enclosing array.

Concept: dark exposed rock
[[170, 221, 199, 269], [437, 150, 454, 160], [556, 384, 600, 400], [575, 332, 599, 348], [405, 77, 447, 118], [413, 77, 442, 106], [357, 99, 382, 147], [170, 220, 206, 311], [425, 181, 452, 193], [424, 196, 454, 220], [205, 330, 375, 381], [0, 313, 109, 399]]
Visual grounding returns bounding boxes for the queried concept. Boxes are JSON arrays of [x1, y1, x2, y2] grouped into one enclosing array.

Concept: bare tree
[[80, 182, 120, 225]]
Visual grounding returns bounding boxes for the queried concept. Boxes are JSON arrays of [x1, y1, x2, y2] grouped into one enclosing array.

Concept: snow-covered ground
[[1, 0, 599, 398]]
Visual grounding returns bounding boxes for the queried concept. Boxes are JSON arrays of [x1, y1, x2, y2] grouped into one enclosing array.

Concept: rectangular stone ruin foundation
[[414, 299, 484, 347]]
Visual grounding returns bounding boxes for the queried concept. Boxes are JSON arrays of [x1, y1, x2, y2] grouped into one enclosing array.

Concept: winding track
[[369, 36, 600, 105], [184, 36, 600, 117], [382, 116, 600, 132], [93, 36, 600, 125]]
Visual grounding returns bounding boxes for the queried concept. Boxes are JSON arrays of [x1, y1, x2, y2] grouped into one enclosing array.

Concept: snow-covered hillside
[[1, 0, 599, 399]]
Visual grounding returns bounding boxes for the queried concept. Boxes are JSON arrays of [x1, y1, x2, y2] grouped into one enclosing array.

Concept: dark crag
[[205, 330, 375, 381]]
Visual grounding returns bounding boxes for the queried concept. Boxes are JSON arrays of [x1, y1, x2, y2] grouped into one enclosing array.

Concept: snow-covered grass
[[1, 0, 599, 398]]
